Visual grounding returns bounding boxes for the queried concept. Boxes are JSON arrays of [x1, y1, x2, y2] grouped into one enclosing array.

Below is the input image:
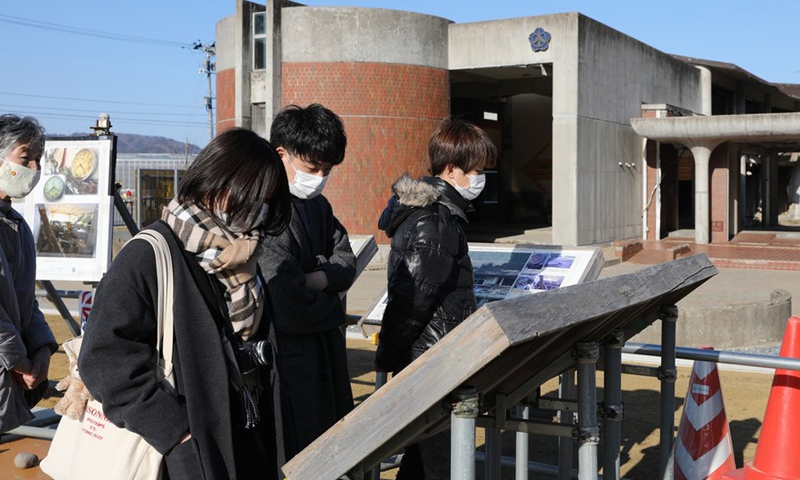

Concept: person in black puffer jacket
[[375, 117, 497, 479]]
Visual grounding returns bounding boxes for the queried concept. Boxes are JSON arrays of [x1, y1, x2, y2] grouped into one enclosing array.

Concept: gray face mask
[[216, 204, 268, 234], [0, 157, 41, 198]]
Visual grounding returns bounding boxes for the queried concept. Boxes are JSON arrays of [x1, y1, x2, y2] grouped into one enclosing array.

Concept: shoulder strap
[[131, 229, 175, 386]]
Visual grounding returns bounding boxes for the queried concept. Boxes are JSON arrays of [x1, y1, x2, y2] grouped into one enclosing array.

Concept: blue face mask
[[453, 172, 486, 201]]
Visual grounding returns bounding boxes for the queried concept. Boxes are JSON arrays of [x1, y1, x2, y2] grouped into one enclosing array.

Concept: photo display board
[[22, 137, 115, 282], [359, 243, 604, 337]]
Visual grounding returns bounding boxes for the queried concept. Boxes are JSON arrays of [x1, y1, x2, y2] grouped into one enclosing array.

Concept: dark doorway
[[678, 180, 694, 229]]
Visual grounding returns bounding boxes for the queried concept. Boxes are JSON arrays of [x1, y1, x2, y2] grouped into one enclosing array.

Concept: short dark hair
[[270, 103, 347, 167], [0, 114, 46, 157], [178, 128, 291, 236], [428, 118, 497, 176]]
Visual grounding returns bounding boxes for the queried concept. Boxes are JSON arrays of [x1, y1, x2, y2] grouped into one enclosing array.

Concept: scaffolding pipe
[[485, 425, 502, 479], [623, 342, 800, 371], [658, 306, 678, 480], [603, 331, 624, 480], [451, 387, 479, 480], [559, 370, 576, 480], [515, 405, 530, 480], [576, 342, 600, 480], [474, 451, 634, 480]]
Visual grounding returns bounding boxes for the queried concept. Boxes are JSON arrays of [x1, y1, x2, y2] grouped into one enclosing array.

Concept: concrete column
[[690, 144, 712, 244], [697, 66, 712, 116]]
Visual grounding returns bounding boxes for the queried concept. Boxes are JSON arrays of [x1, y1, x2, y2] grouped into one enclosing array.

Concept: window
[[253, 12, 267, 70]]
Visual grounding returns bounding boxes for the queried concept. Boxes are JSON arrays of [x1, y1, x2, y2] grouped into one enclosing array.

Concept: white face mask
[[453, 172, 486, 201], [0, 157, 41, 199], [287, 156, 328, 199], [216, 203, 268, 233]]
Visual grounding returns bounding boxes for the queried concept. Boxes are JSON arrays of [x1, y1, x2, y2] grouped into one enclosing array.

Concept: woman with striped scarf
[[79, 128, 291, 480]]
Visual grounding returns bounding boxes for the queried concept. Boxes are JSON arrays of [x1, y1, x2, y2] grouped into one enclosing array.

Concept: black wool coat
[[258, 194, 356, 467], [79, 221, 277, 480]]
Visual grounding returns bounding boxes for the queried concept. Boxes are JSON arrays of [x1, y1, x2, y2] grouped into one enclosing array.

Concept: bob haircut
[[270, 103, 347, 167], [178, 128, 291, 236], [428, 118, 497, 176], [0, 114, 46, 158]]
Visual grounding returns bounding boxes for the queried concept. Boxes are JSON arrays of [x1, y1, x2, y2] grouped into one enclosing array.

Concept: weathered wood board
[[283, 254, 718, 479]]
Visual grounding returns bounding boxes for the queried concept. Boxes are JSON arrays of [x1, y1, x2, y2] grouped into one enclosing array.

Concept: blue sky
[[3, 1, 798, 148]]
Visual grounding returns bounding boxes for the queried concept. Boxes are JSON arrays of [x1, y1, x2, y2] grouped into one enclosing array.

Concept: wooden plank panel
[[283, 255, 717, 479], [282, 312, 509, 479]]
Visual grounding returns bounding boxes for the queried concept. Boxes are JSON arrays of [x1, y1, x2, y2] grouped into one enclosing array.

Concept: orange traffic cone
[[674, 346, 736, 480], [722, 316, 800, 480]]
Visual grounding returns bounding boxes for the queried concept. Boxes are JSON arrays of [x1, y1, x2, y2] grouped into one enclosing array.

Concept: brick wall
[[710, 145, 730, 243], [282, 61, 450, 241], [216, 68, 236, 133]]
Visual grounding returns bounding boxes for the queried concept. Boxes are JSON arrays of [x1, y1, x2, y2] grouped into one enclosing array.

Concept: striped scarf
[[162, 199, 263, 340]]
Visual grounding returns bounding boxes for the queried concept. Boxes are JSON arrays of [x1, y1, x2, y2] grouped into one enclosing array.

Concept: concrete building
[[216, 1, 800, 246]]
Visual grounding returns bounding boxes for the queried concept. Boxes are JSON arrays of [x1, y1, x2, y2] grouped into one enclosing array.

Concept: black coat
[[375, 176, 477, 373], [258, 195, 356, 467], [79, 221, 277, 480]]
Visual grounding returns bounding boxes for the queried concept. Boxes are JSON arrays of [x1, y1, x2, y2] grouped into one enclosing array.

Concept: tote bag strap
[[132, 229, 175, 386]]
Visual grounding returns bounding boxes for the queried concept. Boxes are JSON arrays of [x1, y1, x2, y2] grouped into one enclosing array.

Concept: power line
[[0, 91, 199, 109], [4, 110, 207, 128], [0, 13, 193, 48], [0, 102, 204, 118]]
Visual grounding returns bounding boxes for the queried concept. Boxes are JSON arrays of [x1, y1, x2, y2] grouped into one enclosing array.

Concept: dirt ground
[[41, 316, 772, 480]]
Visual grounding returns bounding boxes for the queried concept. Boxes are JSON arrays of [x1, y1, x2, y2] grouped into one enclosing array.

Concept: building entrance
[[450, 64, 554, 238]]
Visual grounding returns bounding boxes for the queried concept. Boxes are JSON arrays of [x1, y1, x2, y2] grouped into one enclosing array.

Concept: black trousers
[[396, 429, 451, 480]]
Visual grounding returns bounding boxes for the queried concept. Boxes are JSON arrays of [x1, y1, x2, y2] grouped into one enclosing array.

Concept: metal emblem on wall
[[529, 27, 551, 52]]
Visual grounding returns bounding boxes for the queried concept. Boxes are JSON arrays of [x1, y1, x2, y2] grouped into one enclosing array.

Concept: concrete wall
[[631, 289, 791, 349], [572, 15, 703, 245], [216, 0, 264, 133], [449, 13, 704, 245], [281, 7, 451, 239]]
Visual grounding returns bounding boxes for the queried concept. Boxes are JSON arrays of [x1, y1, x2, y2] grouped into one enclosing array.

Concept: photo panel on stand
[[22, 137, 115, 282]]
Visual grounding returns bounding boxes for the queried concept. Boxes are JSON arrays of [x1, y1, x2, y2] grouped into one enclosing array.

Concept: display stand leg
[[603, 330, 624, 480], [451, 387, 479, 480], [659, 306, 678, 480], [576, 342, 599, 480], [41, 280, 80, 337], [515, 404, 530, 480]]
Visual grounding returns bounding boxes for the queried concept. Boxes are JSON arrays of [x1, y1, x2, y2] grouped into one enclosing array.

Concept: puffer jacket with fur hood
[[375, 175, 477, 373]]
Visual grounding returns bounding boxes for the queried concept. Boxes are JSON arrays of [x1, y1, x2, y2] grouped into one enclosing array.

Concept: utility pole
[[193, 41, 216, 142]]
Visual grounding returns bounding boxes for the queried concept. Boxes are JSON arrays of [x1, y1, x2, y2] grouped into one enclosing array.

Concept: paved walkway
[[626, 230, 800, 271]]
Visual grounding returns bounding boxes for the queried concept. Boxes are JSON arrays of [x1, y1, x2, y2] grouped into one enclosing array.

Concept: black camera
[[245, 339, 273, 368]]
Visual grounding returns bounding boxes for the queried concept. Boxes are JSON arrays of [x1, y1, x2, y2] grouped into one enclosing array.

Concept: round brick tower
[[279, 7, 451, 241]]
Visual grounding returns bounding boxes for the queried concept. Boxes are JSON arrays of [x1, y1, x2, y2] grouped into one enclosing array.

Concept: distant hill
[[52, 132, 202, 154], [115, 133, 202, 154]]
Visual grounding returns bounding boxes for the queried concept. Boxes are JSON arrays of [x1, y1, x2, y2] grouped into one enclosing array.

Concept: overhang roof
[[631, 112, 800, 150]]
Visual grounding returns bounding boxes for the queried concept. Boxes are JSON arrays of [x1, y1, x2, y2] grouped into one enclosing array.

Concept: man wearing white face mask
[[375, 117, 497, 479], [257, 104, 356, 469], [0, 114, 58, 433]]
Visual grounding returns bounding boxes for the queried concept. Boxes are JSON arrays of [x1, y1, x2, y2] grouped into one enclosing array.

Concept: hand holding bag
[[40, 229, 176, 480]]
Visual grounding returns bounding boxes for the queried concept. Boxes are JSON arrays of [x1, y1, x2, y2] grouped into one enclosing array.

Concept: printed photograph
[[34, 203, 98, 258]]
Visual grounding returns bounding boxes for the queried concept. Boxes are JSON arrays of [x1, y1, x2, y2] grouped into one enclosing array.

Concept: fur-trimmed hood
[[392, 175, 439, 208], [378, 175, 472, 237]]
